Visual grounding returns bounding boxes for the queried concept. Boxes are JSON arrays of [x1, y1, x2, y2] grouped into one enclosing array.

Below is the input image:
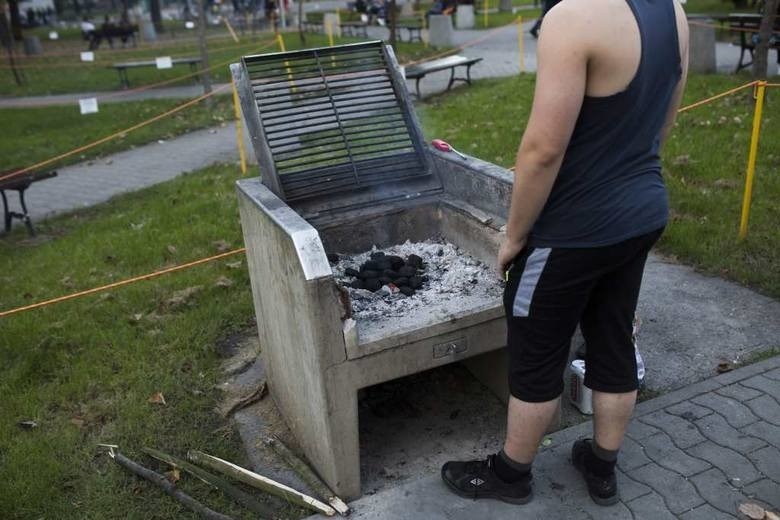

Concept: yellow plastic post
[[516, 16, 524, 74], [326, 20, 335, 47], [738, 81, 767, 240], [483, 0, 488, 28], [422, 13, 428, 48], [232, 79, 248, 175], [276, 32, 286, 51], [224, 17, 240, 43]]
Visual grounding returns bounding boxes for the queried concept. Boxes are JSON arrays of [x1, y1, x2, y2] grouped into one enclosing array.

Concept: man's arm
[[498, 5, 588, 272], [659, 0, 690, 149]]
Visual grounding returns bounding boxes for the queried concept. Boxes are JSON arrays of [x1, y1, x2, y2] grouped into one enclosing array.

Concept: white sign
[[185, 21, 195, 29], [155, 56, 173, 69], [80, 51, 94, 62], [48, 31, 59, 40], [79, 97, 99, 115]]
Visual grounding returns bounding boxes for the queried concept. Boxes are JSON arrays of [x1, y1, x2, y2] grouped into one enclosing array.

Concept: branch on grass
[[142, 447, 275, 519], [264, 436, 350, 516], [109, 449, 234, 520], [187, 450, 336, 516]]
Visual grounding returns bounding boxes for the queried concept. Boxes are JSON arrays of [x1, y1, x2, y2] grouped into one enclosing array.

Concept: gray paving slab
[[306, 357, 780, 519]]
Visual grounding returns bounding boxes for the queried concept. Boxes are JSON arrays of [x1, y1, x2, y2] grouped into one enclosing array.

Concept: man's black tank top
[[528, 0, 682, 248]]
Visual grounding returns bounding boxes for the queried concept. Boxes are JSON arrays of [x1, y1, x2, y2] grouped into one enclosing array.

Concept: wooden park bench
[[0, 170, 57, 236], [110, 57, 202, 88], [715, 13, 780, 72], [405, 54, 482, 98]]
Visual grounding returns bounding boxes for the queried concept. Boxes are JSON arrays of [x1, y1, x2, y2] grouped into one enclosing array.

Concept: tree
[[388, 0, 397, 50], [0, 7, 23, 84], [150, 0, 164, 32], [8, 0, 22, 41], [752, 0, 779, 78], [196, 0, 213, 100]]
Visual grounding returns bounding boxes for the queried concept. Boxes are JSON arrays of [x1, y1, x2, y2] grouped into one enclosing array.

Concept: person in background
[[529, 0, 560, 38]]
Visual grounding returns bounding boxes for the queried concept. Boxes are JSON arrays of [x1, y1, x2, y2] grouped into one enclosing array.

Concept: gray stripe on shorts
[[512, 247, 551, 317]]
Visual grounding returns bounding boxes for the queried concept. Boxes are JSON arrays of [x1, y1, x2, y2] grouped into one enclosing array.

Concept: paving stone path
[[309, 356, 780, 519]]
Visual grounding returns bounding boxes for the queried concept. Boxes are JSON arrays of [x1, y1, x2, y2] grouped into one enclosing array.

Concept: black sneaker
[[571, 439, 619, 506], [441, 454, 533, 504]]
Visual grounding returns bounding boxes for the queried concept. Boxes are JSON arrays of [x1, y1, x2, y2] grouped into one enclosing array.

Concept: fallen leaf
[[225, 260, 243, 270], [213, 240, 231, 253], [165, 468, 181, 484], [161, 286, 203, 311], [148, 392, 167, 405], [738, 502, 765, 520], [215, 276, 233, 288], [717, 362, 734, 374], [60, 276, 74, 288], [17, 420, 38, 429], [130, 222, 145, 230], [70, 417, 85, 429], [166, 245, 177, 255]]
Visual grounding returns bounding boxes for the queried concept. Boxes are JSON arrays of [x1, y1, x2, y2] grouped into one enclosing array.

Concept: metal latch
[[433, 338, 468, 359]]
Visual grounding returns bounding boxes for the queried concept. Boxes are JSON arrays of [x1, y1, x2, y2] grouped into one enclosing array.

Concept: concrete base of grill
[[236, 149, 564, 500]]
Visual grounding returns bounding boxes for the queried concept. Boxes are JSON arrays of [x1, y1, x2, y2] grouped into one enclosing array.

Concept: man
[[441, 0, 689, 506], [528, 0, 560, 39]]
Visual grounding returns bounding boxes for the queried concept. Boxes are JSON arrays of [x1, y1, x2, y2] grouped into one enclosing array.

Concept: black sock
[[493, 450, 531, 483], [585, 441, 618, 478]]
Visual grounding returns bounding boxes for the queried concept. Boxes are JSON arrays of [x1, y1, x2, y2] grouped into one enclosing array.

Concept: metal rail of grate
[[240, 41, 430, 202]]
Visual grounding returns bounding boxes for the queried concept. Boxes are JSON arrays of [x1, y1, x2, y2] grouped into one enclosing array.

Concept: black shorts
[[503, 228, 663, 402]]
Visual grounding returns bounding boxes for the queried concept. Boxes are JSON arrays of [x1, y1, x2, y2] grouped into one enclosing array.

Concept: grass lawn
[[0, 97, 234, 172], [0, 164, 309, 519], [1, 32, 439, 96], [418, 73, 780, 298]]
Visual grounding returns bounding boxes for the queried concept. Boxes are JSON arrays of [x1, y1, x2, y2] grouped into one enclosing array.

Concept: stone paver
[[306, 356, 780, 519]]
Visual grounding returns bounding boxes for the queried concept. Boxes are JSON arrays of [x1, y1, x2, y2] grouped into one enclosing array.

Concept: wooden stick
[[264, 437, 350, 516], [142, 447, 275, 519], [109, 450, 234, 520], [187, 450, 336, 516]]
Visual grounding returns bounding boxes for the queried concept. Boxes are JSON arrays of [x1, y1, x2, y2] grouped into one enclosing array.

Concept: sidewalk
[[309, 356, 780, 519]]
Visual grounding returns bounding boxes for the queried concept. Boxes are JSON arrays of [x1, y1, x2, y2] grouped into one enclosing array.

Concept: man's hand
[[497, 235, 528, 278]]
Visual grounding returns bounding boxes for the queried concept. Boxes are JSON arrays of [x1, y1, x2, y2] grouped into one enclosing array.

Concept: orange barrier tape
[[0, 248, 246, 318], [677, 80, 758, 113], [687, 20, 766, 34], [766, 83, 780, 87], [0, 83, 230, 186]]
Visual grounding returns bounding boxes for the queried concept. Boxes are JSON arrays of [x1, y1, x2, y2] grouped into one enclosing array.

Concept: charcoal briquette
[[387, 256, 405, 270], [379, 276, 393, 285], [399, 286, 415, 296], [409, 276, 423, 289], [326, 253, 340, 263], [362, 260, 380, 271], [398, 265, 417, 278], [350, 279, 366, 289], [365, 278, 382, 292], [406, 254, 423, 268], [383, 269, 399, 279], [375, 259, 392, 271], [370, 252, 386, 259], [357, 270, 380, 280], [345, 267, 360, 277], [393, 277, 410, 287]]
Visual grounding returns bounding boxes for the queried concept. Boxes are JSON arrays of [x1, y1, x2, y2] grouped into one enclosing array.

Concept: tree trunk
[[196, 0, 213, 101], [0, 11, 23, 85], [121, 0, 129, 20], [150, 0, 164, 33], [752, 0, 779, 79], [8, 0, 23, 41], [389, 0, 397, 50], [298, 0, 306, 43]]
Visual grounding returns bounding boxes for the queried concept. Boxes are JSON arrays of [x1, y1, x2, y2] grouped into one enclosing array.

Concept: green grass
[[0, 97, 234, 172], [1, 32, 439, 96], [0, 164, 308, 519], [418, 73, 780, 298]]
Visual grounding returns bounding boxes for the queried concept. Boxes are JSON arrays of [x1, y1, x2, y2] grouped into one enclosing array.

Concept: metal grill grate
[[241, 42, 429, 202]]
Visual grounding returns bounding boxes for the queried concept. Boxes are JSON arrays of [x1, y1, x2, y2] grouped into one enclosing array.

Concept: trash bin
[[23, 36, 42, 55]]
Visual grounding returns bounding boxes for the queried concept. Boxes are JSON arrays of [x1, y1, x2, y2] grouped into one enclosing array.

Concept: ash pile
[[331, 241, 503, 324]]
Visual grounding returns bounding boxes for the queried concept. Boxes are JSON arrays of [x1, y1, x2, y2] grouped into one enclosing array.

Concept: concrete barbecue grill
[[232, 41, 517, 500]]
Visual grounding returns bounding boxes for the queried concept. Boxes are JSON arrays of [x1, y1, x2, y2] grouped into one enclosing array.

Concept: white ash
[[333, 240, 503, 324]]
